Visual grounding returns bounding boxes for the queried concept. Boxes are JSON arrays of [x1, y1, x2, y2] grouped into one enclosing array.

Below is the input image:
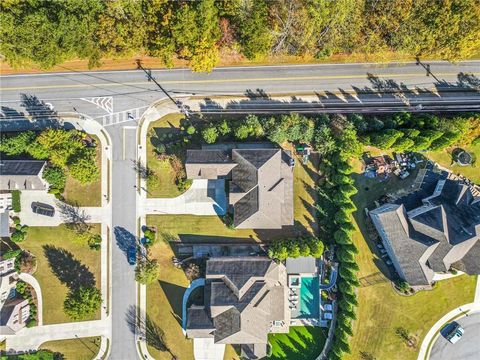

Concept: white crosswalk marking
[[81, 96, 114, 114], [99, 106, 148, 127]]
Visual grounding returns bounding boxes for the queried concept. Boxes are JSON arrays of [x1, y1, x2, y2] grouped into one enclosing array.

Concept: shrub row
[[268, 236, 325, 261]]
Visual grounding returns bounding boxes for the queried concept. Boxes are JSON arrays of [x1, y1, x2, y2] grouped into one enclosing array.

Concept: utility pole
[[415, 56, 441, 83], [135, 60, 190, 117]]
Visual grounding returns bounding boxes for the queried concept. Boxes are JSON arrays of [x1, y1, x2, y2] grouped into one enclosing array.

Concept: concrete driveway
[[19, 190, 103, 226], [430, 313, 480, 360], [141, 179, 226, 216], [193, 338, 225, 360]]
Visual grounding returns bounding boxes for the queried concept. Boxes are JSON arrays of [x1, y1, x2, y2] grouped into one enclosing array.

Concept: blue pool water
[[294, 276, 320, 319]]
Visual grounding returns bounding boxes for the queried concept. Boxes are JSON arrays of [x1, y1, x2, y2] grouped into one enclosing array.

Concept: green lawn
[[146, 240, 193, 360], [144, 112, 319, 358], [40, 337, 101, 360], [63, 137, 102, 206], [146, 148, 319, 243], [268, 326, 327, 360], [346, 158, 477, 360], [427, 142, 480, 184], [21, 225, 102, 324], [146, 113, 186, 198]]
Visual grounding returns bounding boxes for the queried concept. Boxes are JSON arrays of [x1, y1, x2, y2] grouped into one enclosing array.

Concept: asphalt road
[[1, 61, 479, 359], [109, 124, 139, 360], [1, 61, 479, 119], [430, 313, 480, 360]]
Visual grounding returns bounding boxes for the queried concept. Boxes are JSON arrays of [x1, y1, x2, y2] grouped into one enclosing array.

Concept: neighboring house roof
[[370, 176, 480, 286], [0, 258, 16, 277], [0, 297, 30, 334], [0, 211, 10, 238], [186, 257, 289, 358], [286, 256, 317, 274], [0, 160, 46, 190], [185, 145, 294, 229]]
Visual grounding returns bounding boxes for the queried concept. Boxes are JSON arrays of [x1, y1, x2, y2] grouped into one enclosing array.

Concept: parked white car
[[446, 324, 464, 344]]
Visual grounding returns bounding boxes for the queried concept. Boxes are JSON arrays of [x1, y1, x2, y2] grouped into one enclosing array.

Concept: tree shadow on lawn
[[43, 245, 95, 290], [125, 305, 174, 355], [269, 327, 325, 360], [255, 220, 313, 243], [159, 280, 187, 326]]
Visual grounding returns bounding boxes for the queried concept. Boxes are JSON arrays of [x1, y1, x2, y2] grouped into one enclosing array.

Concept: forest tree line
[[1, 0, 480, 72]]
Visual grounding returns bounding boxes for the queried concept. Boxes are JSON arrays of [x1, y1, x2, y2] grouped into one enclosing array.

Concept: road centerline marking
[[2, 72, 479, 91]]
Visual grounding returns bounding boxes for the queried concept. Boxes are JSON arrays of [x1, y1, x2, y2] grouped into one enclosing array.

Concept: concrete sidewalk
[[5, 320, 108, 353]]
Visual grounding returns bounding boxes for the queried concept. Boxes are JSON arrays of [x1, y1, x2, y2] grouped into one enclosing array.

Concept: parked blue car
[[127, 247, 137, 265]]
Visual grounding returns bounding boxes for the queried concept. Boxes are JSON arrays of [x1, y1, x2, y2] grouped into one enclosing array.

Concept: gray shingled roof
[[0, 160, 46, 191], [0, 160, 45, 175], [371, 176, 480, 286], [187, 257, 289, 349], [184, 146, 294, 229], [231, 149, 293, 229]]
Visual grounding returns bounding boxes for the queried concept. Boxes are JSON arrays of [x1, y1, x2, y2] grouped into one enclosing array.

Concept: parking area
[[20, 190, 102, 226], [141, 179, 227, 216], [430, 313, 480, 360]]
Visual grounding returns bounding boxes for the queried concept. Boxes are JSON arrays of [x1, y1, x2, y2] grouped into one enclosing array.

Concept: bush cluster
[[268, 237, 324, 261], [313, 119, 361, 360], [11, 222, 29, 243], [351, 112, 479, 152], [16, 280, 38, 327], [199, 113, 316, 146], [0, 129, 100, 186]]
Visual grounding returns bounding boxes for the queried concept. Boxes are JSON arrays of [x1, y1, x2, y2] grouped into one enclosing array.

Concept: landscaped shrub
[[3, 249, 21, 260], [11, 224, 28, 243], [64, 286, 102, 320], [135, 258, 160, 285], [176, 178, 192, 193], [201, 126, 219, 144], [143, 227, 157, 247], [11, 190, 21, 212], [268, 237, 324, 260], [88, 234, 102, 251], [216, 119, 231, 136], [234, 123, 251, 140], [42, 165, 66, 190], [221, 212, 235, 229], [186, 125, 196, 135]]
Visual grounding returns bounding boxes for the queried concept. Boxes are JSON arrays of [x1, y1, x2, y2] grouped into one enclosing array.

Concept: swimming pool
[[292, 276, 320, 319]]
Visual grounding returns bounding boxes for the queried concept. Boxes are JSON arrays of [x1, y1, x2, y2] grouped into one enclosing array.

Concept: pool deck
[[287, 259, 336, 328], [288, 273, 321, 323]]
